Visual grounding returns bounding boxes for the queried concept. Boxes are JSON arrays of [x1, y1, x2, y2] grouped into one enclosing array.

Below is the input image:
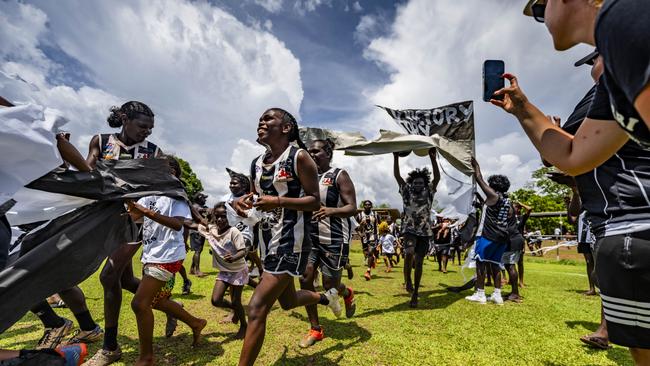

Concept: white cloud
[[340, 0, 594, 209], [254, 0, 284, 13], [293, 0, 333, 14], [354, 14, 381, 44], [2, 0, 303, 202], [352, 1, 363, 12]]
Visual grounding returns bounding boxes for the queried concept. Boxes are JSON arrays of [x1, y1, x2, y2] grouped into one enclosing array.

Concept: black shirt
[[566, 87, 650, 237], [588, 0, 650, 146]]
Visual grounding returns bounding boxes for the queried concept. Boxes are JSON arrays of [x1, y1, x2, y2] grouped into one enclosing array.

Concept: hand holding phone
[[483, 60, 505, 102]]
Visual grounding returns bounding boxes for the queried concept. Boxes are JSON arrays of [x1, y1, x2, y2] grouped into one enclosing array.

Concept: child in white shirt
[[198, 202, 248, 339]]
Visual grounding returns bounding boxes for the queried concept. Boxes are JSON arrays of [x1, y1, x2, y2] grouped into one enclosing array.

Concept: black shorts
[[263, 252, 308, 277], [189, 232, 204, 251], [403, 234, 429, 257], [434, 244, 452, 256], [577, 241, 592, 254], [595, 232, 650, 348], [308, 243, 349, 280]]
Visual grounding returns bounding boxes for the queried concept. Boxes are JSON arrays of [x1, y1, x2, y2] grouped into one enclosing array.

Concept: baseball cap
[[523, 0, 546, 22], [574, 49, 599, 67]]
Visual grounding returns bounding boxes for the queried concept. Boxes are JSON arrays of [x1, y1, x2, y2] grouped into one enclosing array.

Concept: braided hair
[[107, 101, 154, 128], [312, 138, 335, 160], [267, 107, 307, 150]]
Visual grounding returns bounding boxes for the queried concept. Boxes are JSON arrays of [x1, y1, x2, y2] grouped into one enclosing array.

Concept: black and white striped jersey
[[311, 167, 352, 250], [564, 86, 650, 238], [250, 146, 312, 258], [577, 212, 596, 245], [97, 133, 160, 161]]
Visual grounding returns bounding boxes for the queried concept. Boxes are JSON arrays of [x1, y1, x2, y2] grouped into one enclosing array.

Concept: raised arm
[[393, 152, 406, 187], [471, 157, 499, 206], [492, 74, 628, 176], [429, 148, 440, 192]]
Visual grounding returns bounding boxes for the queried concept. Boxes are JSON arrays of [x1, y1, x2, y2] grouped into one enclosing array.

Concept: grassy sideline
[[0, 242, 633, 365]]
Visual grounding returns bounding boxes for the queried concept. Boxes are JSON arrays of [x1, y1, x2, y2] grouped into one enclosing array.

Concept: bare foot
[[234, 327, 247, 340], [584, 290, 597, 296], [506, 294, 523, 303], [519, 282, 526, 288], [219, 313, 235, 324], [196, 271, 207, 278], [191, 318, 208, 347]]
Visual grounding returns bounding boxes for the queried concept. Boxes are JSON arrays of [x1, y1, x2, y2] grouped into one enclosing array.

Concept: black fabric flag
[[0, 159, 187, 333]]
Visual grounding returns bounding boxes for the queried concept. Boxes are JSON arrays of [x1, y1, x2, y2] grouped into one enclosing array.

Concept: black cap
[[574, 49, 599, 67]]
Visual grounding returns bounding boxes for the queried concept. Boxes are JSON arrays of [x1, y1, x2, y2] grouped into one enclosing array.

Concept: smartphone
[[483, 60, 505, 102]]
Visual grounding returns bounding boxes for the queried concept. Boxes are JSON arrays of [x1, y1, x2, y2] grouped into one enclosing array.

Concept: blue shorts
[[474, 236, 507, 265]]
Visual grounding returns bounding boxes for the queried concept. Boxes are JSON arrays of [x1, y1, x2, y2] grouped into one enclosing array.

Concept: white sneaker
[[489, 292, 504, 305], [324, 288, 342, 318], [465, 292, 487, 304]]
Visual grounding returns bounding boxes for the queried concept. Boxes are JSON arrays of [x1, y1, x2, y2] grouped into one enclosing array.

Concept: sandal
[[580, 335, 611, 350]]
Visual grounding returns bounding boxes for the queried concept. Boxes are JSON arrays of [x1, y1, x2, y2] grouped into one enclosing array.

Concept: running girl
[[235, 108, 340, 366], [127, 156, 206, 366], [198, 202, 248, 340]]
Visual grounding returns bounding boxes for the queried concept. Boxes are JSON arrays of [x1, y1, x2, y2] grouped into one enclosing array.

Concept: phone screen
[[483, 60, 505, 102]]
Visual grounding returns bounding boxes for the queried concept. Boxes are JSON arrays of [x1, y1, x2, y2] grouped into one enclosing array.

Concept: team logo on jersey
[[322, 177, 334, 186], [276, 159, 294, 181]]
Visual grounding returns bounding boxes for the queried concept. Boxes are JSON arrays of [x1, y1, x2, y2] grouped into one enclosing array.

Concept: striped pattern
[[251, 146, 310, 258], [311, 167, 351, 269], [98, 133, 160, 161], [602, 293, 650, 329]]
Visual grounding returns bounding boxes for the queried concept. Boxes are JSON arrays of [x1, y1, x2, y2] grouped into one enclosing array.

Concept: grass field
[[0, 242, 634, 366]]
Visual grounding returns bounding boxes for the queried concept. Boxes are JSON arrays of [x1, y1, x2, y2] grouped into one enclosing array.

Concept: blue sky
[[0, 0, 594, 207]]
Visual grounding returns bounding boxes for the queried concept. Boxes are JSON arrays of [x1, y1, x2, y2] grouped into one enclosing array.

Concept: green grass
[[0, 243, 634, 365]]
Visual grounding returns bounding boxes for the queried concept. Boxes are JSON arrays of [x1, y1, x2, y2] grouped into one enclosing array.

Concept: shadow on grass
[[358, 289, 463, 317], [565, 320, 600, 332], [582, 345, 634, 365], [175, 293, 206, 300], [115, 330, 226, 365], [272, 316, 371, 365], [1, 323, 39, 340]]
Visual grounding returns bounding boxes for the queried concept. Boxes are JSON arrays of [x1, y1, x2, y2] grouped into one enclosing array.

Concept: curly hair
[[406, 167, 431, 185], [487, 174, 510, 193], [106, 101, 154, 128]]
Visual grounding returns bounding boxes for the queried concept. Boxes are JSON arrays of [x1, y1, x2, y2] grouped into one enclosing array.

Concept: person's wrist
[[276, 196, 282, 208], [513, 101, 536, 121]]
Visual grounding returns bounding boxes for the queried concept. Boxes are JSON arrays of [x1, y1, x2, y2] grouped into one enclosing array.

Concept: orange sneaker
[[299, 327, 324, 348], [364, 271, 371, 281]]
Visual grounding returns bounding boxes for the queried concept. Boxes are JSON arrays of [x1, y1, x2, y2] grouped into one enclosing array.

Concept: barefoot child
[[378, 222, 396, 272], [127, 156, 207, 366], [198, 202, 248, 339]]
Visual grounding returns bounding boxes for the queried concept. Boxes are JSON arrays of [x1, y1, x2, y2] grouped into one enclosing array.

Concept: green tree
[[510, 166, 573, 235], [176, 156, 204, 200]]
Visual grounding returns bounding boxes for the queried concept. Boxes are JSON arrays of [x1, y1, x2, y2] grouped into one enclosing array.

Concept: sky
[[0, 0, 595, 208]]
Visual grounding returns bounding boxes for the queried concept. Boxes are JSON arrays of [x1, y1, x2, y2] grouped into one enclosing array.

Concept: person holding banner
[[393, 148, 440, 308], [465, 157, 514, 306]]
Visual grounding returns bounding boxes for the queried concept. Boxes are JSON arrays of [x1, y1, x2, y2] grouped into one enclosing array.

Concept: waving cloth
[[357, 101, 475, 175], [299, 127, 367, 149], [342, 130, 473, 176], [0, 159, 188, 333]]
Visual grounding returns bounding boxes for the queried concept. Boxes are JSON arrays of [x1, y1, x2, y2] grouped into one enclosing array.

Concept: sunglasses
[[531, 0, 546, 23]]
